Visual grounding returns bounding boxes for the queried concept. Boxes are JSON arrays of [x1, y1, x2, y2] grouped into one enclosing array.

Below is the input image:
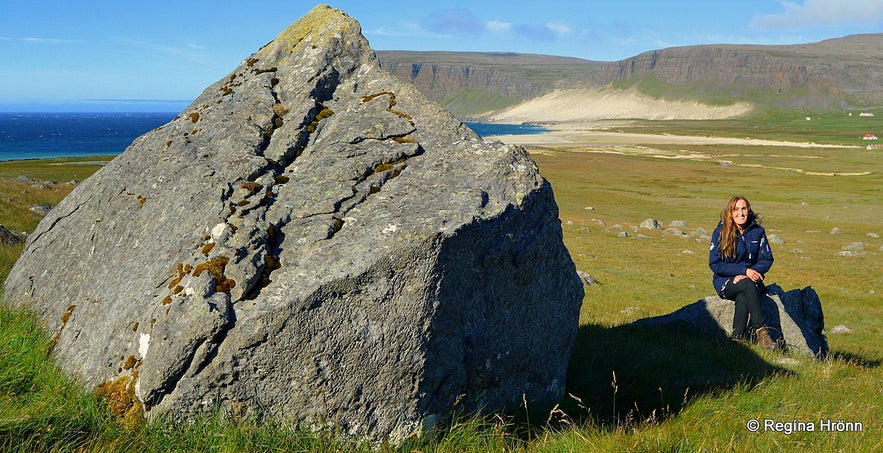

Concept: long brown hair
[[719, 195, 760, 259]]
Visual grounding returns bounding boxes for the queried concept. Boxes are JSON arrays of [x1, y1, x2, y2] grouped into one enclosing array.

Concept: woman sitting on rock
[[709, 195, 778, 348]]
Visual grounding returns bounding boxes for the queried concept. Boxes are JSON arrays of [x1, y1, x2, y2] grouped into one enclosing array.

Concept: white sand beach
[[482, 87, 858, 150], [488, 126, 859, 149]]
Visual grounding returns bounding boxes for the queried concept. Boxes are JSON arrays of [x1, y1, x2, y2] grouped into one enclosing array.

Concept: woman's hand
[[745, 268, 764, 282], [733, 269, 764, 284]]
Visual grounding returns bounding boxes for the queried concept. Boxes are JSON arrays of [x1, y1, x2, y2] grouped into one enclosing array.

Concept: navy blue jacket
[[708, 220, 774, 296]]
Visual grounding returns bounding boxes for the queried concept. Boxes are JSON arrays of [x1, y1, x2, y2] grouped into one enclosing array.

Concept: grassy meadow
[[1, 117, 881, 451], [0, 158, 108, 284]]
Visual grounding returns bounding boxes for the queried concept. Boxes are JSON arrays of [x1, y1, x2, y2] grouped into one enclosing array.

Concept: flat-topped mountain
[[378, 34, 883, 117]]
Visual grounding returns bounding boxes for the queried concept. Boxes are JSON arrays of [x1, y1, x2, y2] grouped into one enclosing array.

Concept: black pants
[[721, 278, 767, 339]]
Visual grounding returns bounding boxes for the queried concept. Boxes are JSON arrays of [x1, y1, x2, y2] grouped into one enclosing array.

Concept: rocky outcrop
[[628, 285, 828, 359], [0, 225, 21, 245], [2, 5, 583, 443]]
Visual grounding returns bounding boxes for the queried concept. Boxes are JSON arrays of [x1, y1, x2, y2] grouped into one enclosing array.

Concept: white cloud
[[370, 9, 580, 48], [0, 36, 81, 44], [370, 22, 433, 38], [546, 23, 572, 37], [751, 0, 883, 29], [486, 20, 512, 32], [119, 38, 213, 64]]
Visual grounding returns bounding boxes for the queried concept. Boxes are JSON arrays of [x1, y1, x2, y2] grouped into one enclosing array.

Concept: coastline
[[0, 155, 116, 164], [0, 112, 175, 163], [487, 121, 861, 149], [0, 155, 115, 164]]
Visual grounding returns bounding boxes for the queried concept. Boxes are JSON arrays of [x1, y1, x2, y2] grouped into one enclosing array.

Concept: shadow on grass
[[827, 351, 881, 369], [561, 321, 792, 428]]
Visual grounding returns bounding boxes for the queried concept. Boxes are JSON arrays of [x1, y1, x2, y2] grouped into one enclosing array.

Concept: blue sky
[[1, 0, 882, 112]]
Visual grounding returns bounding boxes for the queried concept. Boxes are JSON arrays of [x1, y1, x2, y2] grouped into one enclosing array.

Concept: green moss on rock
[[270, 5, 353, 54]]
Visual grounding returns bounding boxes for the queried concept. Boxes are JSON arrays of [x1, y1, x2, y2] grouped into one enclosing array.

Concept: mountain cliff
[[378, 51, 598, 116], [378, 34, 883, 118]]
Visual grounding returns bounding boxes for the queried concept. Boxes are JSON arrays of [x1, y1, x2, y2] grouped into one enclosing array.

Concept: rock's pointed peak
[[265, 4, 360, 53], [249, 3, 373, 81]]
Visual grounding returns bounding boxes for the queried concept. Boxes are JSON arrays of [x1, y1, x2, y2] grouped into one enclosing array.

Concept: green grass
[[0, 156, 107, 234], [0, 308, 116, 451], [1, 131, 882, 451], [612, 72, 857, 113], [0, 157, 104, 284], [0, 156, 109, 182], [591, 111, 883, 146], [442, 89, 521, 116], [531, 134, 882, 451]]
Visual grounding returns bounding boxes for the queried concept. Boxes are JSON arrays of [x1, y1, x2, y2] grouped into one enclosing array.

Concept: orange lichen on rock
[[168, 262, 193, 289], [194, 256, 236, 294], [60, 304, 76, 324], [167, 276, 182, 289], [272, 103, 290, 117], [373, 158, 408, 174], [361, 91, 395, 105], [123, 355, 138, 370], [96, 373, 143, 427], [240, 182, 264, 195], [48, 304, 78, 353], [306, 105, 334, 133]]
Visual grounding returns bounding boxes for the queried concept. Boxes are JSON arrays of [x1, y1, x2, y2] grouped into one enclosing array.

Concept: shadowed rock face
[[2, 5, 583, 442]]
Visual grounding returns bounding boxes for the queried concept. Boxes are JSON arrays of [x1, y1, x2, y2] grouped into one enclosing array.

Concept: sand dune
[[481, 87, 859, 150], [487, 87, 753, 123]]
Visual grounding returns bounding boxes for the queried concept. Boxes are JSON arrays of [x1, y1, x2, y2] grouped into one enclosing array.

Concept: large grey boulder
[[2, 5, 583, 442], [629, 284, 828, 359]]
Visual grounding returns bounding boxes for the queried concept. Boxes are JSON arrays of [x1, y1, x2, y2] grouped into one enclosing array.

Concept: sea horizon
[[0, 112, 178, 162], [0, 113, 546, 162]]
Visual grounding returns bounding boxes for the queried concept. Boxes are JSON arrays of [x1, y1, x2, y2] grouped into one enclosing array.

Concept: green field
[[1, 124, 881, 451], [529, 132, 882, 451], [603, 113, 883, 147]]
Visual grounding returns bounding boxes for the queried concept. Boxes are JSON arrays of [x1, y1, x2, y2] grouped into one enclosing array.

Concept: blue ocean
[[465, 122, 548, 137], [0, 113, 545, 162], [0, 112, 177, 161]]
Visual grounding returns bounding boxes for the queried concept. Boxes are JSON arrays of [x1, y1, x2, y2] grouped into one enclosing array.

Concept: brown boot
[[755, 326, 784, 351]]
